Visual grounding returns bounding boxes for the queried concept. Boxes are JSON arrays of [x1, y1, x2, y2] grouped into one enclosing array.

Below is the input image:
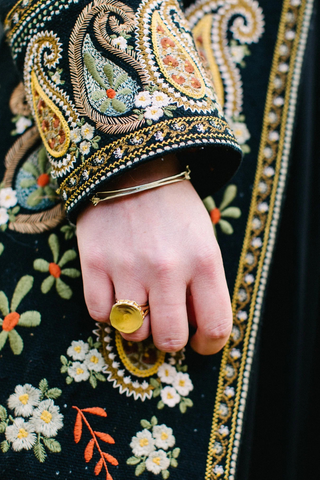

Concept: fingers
[[148, 262, 189, 352], [189, 252, 233, 355], [79, 249, 115, 322]]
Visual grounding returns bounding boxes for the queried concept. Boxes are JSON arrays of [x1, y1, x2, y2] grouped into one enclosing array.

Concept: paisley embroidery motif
[[136, 0, 217, 113], [31, 71, 70, 158], [152, 11, 206, 99]]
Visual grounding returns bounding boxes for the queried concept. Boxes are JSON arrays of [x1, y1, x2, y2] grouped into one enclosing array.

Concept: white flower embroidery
[[146, 450, 170, 474], [67, 340, 89, 361], [218, 425, 229, 437], [15, 117, 32, 134], [196, 123, 205, 133], [251, 237, 262, 248], [51, 72, 61, 84], [230, 348, 241, 360], [244, 274, 255, 285], [0, 188, 17, 209], [111, 36, 128, 50], [144, 106, 164, 121], [7, 384, 41, 418], [130, 429, 155, 457], [70, 128, 82, 144], [231, 122, 250, 144], [264, 166, 275, 177], [213, 465, 224, 476], [151, 91, 170, 108], [230, 45, 247, 64], [224, 386, 235, 398], [81, 123, 95, 141], [135, 91, 152, 108], [5, 418, 36, 451], [157, 363, 177, 384], [29, 399, 63, 438], [237, 310, 248, 321], [225, 365, 235, 378], [79, 140, 91, 156], [152, 425, 175, 450], [114, 148, 123, 159], [68, 361, 90, 382], [0, 207, 9, 225], [160, 386, 180, 407], [172, 372, 193, 397], [258, 202, 269, 213], [84, 349, 105, 372], [154, 131, 164, 141]]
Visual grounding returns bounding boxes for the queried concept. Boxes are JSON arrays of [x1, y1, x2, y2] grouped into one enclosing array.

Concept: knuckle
[[154, 335, 187, 353], [152, 256, 178, 279], [195, 248, 222, 276], [87, 305, 109, 322], [201, 318, 232, 342]]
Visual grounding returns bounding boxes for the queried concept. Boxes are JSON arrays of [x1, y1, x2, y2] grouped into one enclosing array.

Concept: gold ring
[[109, 299, 149, 334]]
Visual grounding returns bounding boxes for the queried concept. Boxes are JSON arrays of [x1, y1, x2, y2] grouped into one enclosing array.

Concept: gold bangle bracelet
[[91, 165, 191, 206]]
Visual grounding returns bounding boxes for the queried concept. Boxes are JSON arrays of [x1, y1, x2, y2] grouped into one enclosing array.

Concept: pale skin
[[77, 154, 233, 355]]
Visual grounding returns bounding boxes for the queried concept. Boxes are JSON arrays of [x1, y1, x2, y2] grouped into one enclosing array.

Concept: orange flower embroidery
[[171, 74, 186, 85], [73, 406, 118, 480], [191, 78, 201, 89], [164, 55, 179, 67], [184, 61, 194, 74], [160, 37, 175, 49]]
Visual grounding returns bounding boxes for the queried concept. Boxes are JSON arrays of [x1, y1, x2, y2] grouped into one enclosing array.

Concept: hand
[[76, 156, 232, 355]]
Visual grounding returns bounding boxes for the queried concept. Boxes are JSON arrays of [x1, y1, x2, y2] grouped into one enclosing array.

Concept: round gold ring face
[[110, 303, 145, 334]]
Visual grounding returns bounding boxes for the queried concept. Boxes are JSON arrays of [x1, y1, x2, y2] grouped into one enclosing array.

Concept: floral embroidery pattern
[[0, 186, 20, 231], [73, 406, 118, 479], [9, 82, 34, 136], [151, 362, 194, 413], [61, 337, 107, 388], [203, 185, 241, 236], [228, 115, 251, 155], [18, 146, 58, 209], [127, 416, 180, 478], [0, 379, 63, 462], [133, 85, 177, 125], [33, 234, 80, 299], [69, 118, 101, 163], [0, 275, 41, 355], [0, 243, 4, 256]]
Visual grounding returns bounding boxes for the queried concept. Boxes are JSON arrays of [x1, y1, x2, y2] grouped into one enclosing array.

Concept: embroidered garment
[[0, 1, 318, 480], [2, 0, 241, 220]]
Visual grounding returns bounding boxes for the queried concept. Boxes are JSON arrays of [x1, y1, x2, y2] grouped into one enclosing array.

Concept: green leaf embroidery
[[135, 461, 146, 476], [84, 53, 107, 89], [117, 88, 131, 95], [126, 456, 141, 465], [20, 178, 36, 188], [18, 311, 41, 327], [0, 292, 9, 317], [112, 98, 126, 113], [114, 73, 128, 90], [58, 249, 77, 268], [60, 268, 81, 279], [0, 331, 8, 352], [100, 98, 111, 113], [95, 372, 106, 382], [0, 243, 4, 255], [44, 186, 56, 199], [41, 275, 55, 294], [27, 188, 43, 207], [60, 225, 75, 241], [150, 378, 160, 388], [0, 422, 7, 434], [172, 448, 180, 458], [219, 184, 237, 211], [34, 258, 50, 272], [91, 90, 106, 101], [157, 400, 165, 410], [179, 401, 187, 414], [39, 378, 49, 394], [60, 355, 68, 365], [221, 206, 241, 218], [38, 146, 48, 173], [162, 469, 170, 479], [10, 275, 33, 312], [103, 64, 114, 87], [140, 419, 151, 429], [1, 440, 10, 453], [60, 365, 68, 374], [170, 458, 178, 468], [43, 438, 61, 453], [152, 387, 161, 397], [56, 278, 73, 300], [46, 388, 62, 400], [48, 234, 60, 264], [22, 161, 39, 177], [89, 373, 98, 389], [183, 398, 193, 407], [150, 416, 158, 426], [0, 405, 7, 421], [33, 439, 47, 462], [66, 376, 73, 385], [219, 219, 234, 235], [203, 196, 216, 211], [8, 329, 23, 355]]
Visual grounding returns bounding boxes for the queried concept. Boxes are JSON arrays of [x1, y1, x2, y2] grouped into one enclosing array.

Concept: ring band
[[109, 299, 149, 334]]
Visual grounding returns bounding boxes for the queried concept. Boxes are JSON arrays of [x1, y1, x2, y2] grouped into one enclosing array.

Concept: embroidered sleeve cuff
[[5, 0, 242, 220]]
